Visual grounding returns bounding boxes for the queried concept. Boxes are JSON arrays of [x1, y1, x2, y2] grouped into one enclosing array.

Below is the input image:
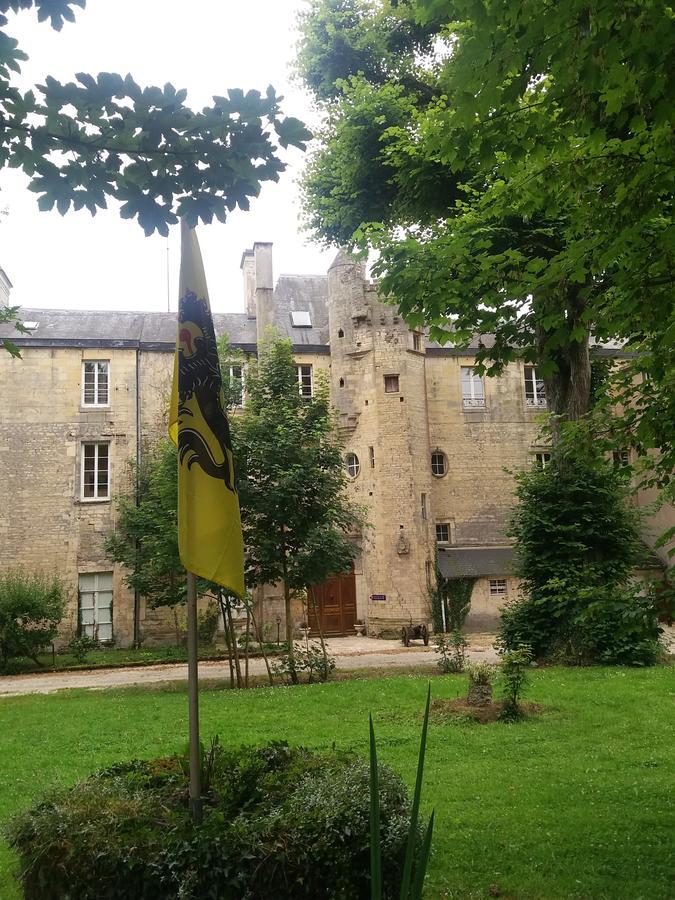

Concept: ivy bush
[[499, 443, 662, 666], [8, 742, 416, 900]]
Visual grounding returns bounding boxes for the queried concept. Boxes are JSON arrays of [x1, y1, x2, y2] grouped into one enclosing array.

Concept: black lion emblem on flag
[[177, 291, 235, 493]]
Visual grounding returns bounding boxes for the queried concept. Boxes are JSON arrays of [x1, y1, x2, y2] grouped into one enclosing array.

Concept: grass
[[0, 666, 673, 899]]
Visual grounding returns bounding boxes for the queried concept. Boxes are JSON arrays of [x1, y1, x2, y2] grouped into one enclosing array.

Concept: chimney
[[0, 266, 12, 308], [254, 242, 274, 345], [240, 249, 255, 318]]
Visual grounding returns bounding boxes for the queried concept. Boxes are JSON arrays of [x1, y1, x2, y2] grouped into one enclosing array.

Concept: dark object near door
[[401, 624, 429, 647]]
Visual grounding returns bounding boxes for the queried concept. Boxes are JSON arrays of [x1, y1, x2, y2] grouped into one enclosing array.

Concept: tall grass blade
[[399, 684, 432, 900], [410, 810, 434, 900], [369, 713, 382, 900]]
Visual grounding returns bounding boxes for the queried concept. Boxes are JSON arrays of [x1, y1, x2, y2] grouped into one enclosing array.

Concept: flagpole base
[[186, 571, 203, 826]]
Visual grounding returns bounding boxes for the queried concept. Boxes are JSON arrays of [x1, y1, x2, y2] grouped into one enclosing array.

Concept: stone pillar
[[240, 250, 255, 318], [254, 242, 274, 346]]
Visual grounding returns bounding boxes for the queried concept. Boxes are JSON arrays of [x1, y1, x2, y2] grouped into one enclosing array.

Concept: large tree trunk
[[536, 288, 592, 441]]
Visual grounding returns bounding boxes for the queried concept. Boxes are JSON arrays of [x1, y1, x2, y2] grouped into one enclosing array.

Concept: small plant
[[434, 630, 467, 673], [498, 645, 533, 721], [271, 641, 336, 684], [465, 660, 496, 707], [369, 686, 434, 899], [66, 635, 99, 665]]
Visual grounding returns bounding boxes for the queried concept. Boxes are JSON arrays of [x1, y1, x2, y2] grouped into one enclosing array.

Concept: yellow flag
[[169, 220, 245, 597]]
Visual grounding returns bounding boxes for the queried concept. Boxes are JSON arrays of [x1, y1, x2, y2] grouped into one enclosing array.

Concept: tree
[[498, 435, 662, 666], [296, 1, 674, 435], [233, 335, 364, 679], [0, 570, 66, 669]]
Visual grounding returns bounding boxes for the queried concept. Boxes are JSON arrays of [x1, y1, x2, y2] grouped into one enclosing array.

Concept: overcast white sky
[[0, 0, 336, 314]]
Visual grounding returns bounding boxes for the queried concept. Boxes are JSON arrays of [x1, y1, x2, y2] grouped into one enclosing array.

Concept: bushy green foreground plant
[[498, 646, 533, 722], [0, 571, 66, 670], [500, 444, 662, 666], [8, 741, 418, 900], [271, 640, 336, 684]]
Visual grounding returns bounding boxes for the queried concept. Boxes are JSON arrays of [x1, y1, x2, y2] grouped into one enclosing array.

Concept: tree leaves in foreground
[[1, 0, 311, 236]]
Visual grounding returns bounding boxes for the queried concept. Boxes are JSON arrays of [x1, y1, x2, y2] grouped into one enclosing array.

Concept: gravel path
[[0, 634, 500, 697]]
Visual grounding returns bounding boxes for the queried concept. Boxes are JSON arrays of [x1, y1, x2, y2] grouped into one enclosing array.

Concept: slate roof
[[438, 546, 515, 579], [0, 273, 329, 352]]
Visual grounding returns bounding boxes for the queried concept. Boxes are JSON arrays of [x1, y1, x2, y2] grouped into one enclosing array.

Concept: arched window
[[431, 452, 447, 476], [345, 453, 360, 478]]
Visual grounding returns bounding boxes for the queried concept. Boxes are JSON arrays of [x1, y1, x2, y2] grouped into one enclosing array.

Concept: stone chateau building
[[0, 248, 668, 645]]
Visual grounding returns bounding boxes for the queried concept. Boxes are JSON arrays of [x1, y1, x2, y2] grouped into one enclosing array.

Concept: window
[[524, 366, 546, 408], [78, 572, 113, 642], [460, 366, 485, 407], [421, 493, 427, 520], [338, 328, 344, 338], [489, 578, 507, 597], [291, 310, 312, 327], [82, 360, 109, 406], [226, 364, 244, 407], [297, 364, 313, 398], [436, 523, 450, 543], [81, 442, 110, 500], [345, 452, 360, 478], [533, 451, 551, 469], [339, 377, 345, 388], [431, 451, 447, 476], [384, 374, 399, 393], [369, 446, 375, 469], [412, 332, 422, 352]]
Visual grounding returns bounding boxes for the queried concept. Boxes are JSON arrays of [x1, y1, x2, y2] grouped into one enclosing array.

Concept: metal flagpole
[[186, 570, 202, 825]]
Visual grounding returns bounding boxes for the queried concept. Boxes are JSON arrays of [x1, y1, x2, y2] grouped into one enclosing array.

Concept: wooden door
[[308, 571, 357, 636]]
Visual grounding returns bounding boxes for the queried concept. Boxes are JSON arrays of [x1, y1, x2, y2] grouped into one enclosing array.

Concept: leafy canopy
[[1, 0, 311, 236], [297, 0, 674, 433]]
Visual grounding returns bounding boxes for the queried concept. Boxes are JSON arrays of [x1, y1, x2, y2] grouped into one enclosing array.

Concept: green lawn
[[0, 666, 673, 899]]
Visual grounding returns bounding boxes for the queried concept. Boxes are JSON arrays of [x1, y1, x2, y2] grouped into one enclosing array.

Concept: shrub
[[499, 440, 662, 666], [0, 571, 66, 670], [8, 742, 418, 900], [434, 630, 467, 673], [65, 635, 99, 665]]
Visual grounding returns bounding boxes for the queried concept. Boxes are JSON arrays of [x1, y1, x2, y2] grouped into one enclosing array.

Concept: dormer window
[[291, 311, 312, 328]]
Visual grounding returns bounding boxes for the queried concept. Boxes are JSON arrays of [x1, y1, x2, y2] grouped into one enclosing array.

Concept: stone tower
[[327, 251, 435, 635]]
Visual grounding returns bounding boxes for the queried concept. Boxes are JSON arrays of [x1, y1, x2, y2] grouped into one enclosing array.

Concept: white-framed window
[[436, 523, 450, 543], [421, 493, 428, 520], [227, 363, 245, 407], [82, 360, 109, 406], [461, 366, 485, 408], [412, 332, 422, 352], [533, 451, 551, 470], [431, 451, 447, 476], [384, 374, 399, 393], [345, 452, 360, 478], [489, 578, 507, 597], [524, 366, 546, 408], [78, 571, 113, 642], [81, 442, 110, 500], [297, 364, 313, 398]]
